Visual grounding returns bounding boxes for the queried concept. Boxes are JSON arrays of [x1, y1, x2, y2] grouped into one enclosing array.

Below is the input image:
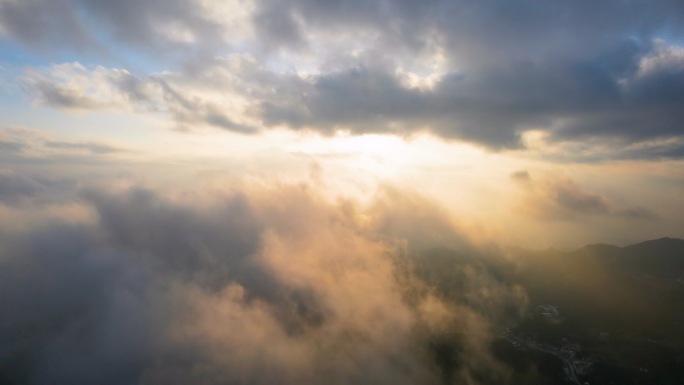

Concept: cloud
[[509, 170, 530, 182], [551, 179, 611, 215], [0, 170, 45, 203], [44, 141, 126, 154], [521, 131, 684, 163], [0, 0, 237, 53], [22, 63, 134, 110], [616, 206, 659, 220], [0, 179, 529, 384], [22, 42, 684, 153], [0, 139, 26, 153], [22, 62, 258, 133], [242, 1, 684, 151], [0, 0, 94, 50], [5, 0, 683, 62], [256, 40, 684, 150], [252, 0, 684, 66], [512, 172, 658, 221], [0, 127, 133, 171], [7, 1, 684, 157]]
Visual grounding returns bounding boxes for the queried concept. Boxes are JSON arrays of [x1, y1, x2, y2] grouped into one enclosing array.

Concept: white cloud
[[636, 40, 684, 78], [22, 61, 259, 132], [22, 63, 134, 110]]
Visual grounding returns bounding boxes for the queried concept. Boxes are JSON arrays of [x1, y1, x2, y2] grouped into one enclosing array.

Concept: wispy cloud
[[511, 171, 659, 221]]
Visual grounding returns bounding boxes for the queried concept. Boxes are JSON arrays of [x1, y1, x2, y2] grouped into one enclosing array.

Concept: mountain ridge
[[576, 237, 684, 252]]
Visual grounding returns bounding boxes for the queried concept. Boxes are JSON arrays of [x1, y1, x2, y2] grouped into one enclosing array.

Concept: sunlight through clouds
[[2, 1, 684, 384]]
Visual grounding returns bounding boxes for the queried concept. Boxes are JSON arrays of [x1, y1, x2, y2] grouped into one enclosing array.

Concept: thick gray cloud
[[218, 0, 684, 153], [257, 38, 684, 149], [6, 0, 683, 62], [5, 0, 684, 157], [0, 0, 94, 50], [75, 0, 223, 49], [0, 0, 224, 53], [26, 44, 683, 152], [253, 0, 684, 64]]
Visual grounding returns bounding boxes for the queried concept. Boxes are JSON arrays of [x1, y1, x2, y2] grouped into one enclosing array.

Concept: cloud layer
[[3, 0, 684, 158], [0, 177, 529, 384]]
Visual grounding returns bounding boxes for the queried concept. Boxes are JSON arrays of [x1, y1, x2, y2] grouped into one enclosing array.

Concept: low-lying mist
[[0, 181, 529, 385], [3, 174, 683, 384]]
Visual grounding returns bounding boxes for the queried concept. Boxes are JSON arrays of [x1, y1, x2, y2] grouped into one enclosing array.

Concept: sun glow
[[330, 134, 405, 158]]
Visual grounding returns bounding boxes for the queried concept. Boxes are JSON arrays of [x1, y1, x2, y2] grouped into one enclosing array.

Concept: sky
[[1, 1, 684, 384], [2, 0, 684, 248]]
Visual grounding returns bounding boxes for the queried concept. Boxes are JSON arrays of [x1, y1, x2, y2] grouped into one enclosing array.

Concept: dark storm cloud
[[0, 181, 528, 385]]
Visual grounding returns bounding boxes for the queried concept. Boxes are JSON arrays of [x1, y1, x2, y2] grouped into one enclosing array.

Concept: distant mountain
[[625, 236, 684, 251], [509, 238, 684, 385], [534, 237, 684, 278], [621, 237, 684, 275], [409, 238, 684, 384], [412, 237, 684, 384]]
